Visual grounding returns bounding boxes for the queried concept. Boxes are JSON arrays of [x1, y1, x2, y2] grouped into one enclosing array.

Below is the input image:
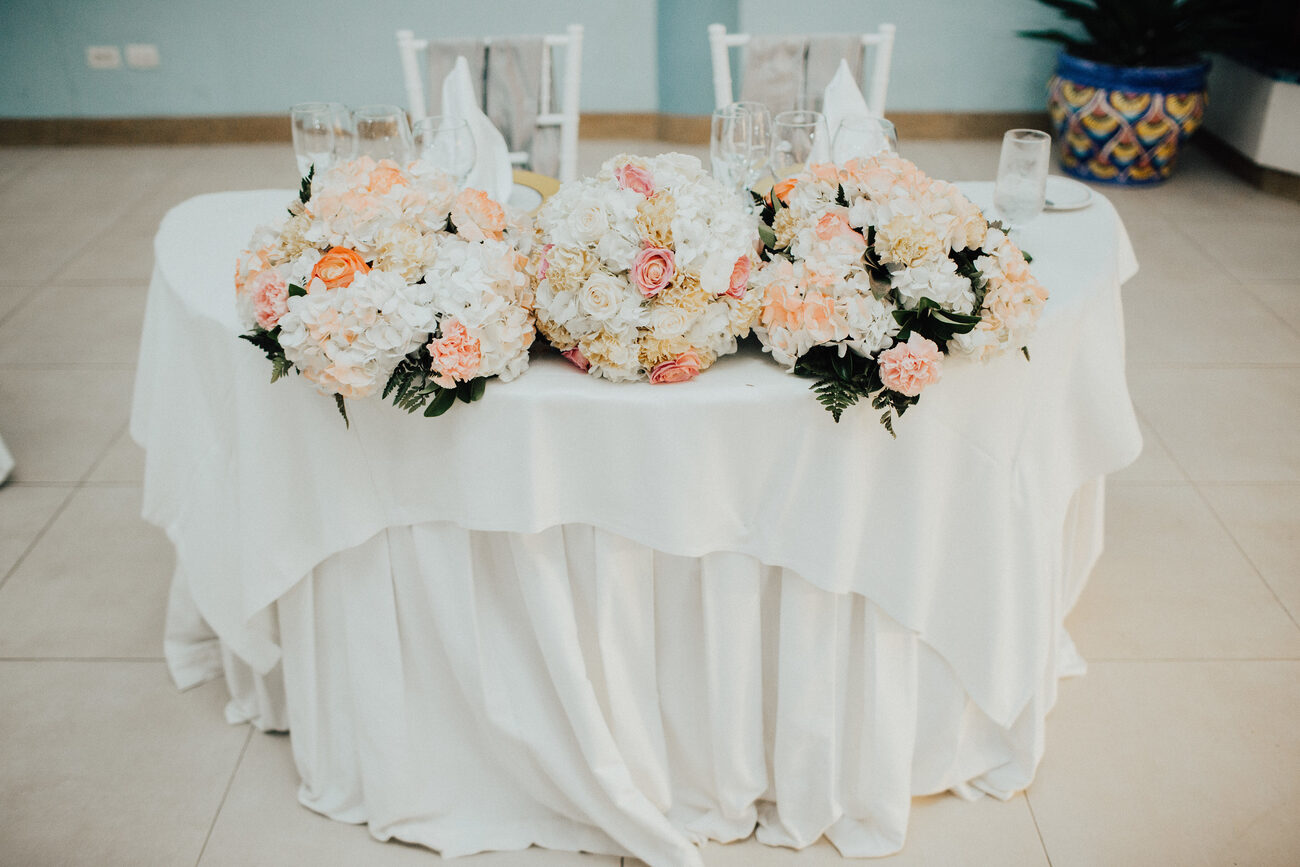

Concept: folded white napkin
[[441, 56, 514, 202], [822, 59, 886, 161]]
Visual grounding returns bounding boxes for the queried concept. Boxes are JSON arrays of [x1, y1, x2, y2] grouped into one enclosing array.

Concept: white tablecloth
[[137, 185, 1140, 865]]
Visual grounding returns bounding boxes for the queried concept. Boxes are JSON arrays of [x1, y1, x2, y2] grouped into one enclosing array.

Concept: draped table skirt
[[167, 478, 1103, 866]]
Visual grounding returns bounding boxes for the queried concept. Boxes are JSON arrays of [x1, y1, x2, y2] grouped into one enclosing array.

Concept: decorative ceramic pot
[[1048, 51, 1209, 185]]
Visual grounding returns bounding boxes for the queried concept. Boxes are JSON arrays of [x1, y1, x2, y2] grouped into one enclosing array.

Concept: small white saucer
[[508, 183, 544, 211], [1043, 176, 1092, 211]]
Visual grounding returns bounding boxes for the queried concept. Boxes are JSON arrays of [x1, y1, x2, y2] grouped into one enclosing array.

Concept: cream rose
[[577, 272, 626, 322]]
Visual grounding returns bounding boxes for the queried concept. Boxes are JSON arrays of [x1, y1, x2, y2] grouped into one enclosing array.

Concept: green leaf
[[334, 393, 349, 428], [288, 283, 306, 297], [1022, 346, 1032, 361], [299, 165, 314, 205], [757, 222, 779, 250], [424, 387, 457, 417], [467, 377, 487, 402]]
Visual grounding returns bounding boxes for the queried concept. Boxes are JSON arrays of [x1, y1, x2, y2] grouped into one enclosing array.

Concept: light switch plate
[[125, 43, 160, 69], [86, 45, 122, 69]]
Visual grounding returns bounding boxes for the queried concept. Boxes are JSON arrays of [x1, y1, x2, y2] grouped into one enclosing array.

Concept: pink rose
[[814, 212, 855, 241], [631, 246, 675, 298], [250, 269, 289, 329], [614, 162, 655, 196], [561, 347, 590, 372], [726, 256, 750, 299], [427, 319, 482, 387], [649, 349, 702, 384], [878, 333, 943, 397]]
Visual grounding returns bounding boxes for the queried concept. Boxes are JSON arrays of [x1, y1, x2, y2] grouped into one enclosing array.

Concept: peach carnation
[[878, 333, 943, 397], [428, 319, 482, 387], [452, 188, 506, 241], [250, 269, 289, 330]]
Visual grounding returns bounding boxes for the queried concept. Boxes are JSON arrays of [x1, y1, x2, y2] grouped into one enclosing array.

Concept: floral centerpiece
[[235, 157, 535, 424], [752, 155, 1048, 433], [529, 153, 761, 383]]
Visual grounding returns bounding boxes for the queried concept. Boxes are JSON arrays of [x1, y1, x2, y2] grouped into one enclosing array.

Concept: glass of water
[[413, 116, 476, 187], [993, 129, 1051, 230], [832, 115, 898, 162], [354, 104, 413, 164], [328, 103, 356, 163], [711, 105, 752, 197], [771, 110, 831, 182], [290, 103, 336, 178], [732, 101, 773, 191]]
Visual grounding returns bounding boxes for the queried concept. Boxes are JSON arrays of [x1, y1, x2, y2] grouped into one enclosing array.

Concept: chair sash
[[741, 36, 865, 115]]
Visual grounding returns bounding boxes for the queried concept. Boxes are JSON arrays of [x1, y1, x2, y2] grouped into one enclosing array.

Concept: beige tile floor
[[1, 138, 1298, 866]]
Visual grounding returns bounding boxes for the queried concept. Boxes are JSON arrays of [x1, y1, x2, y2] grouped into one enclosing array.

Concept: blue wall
[[0, 0, 1065, 119]]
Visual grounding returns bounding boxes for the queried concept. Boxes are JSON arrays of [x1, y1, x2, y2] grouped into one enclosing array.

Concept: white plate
[[1043, 176, 1092, 211], [508, 183, 544, 211]]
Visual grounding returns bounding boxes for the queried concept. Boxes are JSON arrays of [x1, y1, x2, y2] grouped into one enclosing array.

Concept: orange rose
[[368, 160, 409, 195], [770, 177, 798, 205], [311, 247, 370, 290]]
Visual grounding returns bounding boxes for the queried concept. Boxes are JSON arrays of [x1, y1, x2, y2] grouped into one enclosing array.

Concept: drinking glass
[[328, 103, 357, 162], [290, 102, 336, 178], [832, 115, 898, 162], [732, 100, 773, 190], [710, 105, 751, 196], [771, 110, 831, 182], [413, 116, 476, 187], [354, 104, 413, 163], [993, 129, 1051, 229]]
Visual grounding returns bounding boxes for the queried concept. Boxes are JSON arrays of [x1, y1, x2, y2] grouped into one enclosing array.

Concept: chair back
[[707, 22, 895, 117], [396, 25, 583, 182]]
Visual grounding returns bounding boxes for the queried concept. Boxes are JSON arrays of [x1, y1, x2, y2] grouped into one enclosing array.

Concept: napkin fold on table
[[440, 56, 514, 203], [822, 59, 887, 161]]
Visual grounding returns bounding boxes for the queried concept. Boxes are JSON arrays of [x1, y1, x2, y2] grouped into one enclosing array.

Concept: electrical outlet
[[125, 43, 160, 69], [86, 45, 122, 70]]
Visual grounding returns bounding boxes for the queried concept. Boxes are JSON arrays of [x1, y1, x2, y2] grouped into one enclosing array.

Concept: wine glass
[[290, 103, 336, 178], [771, 110, 831, 182], [732, 100, 773, 191], [354, 104, 413, 164], [710, 105, 751, 196], [832, 115, 898, 162], [328, 103, 357, 163], [993, 129, 1051, 230], [413, 116, 476, 187]]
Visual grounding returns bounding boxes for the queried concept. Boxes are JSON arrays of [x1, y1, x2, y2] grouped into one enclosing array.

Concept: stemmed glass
[[993, 129, 1051, 231], [328, 103, 357, 163], [353, 104, 413, 164], [413, 116, 476, 187], [832, 115, 898, 162], [732, 101, 773, 191], [710, 105, 752, 197], [771, 110, 831, 182], [290, 103, 336, 178]]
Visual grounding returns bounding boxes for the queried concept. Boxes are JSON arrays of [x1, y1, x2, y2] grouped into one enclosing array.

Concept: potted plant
[[1021, 0, 1257, 184]]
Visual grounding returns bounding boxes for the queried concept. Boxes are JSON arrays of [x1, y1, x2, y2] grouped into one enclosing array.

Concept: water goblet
[[771, 110, 831, 182], [731, 100, 773, 191], [993, 129, 1051, 231], [710, 105, 752, 197], [832, 115, 898, 162], [290, 102, 336, 178], [413, 116, 476, 187], [354, 104, 413, 164], [328, 103, 357, 162]]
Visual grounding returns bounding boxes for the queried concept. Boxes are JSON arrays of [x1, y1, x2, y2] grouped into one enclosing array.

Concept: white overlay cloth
[[137, 186, 1140, 865], [823, 59, 886, 159]]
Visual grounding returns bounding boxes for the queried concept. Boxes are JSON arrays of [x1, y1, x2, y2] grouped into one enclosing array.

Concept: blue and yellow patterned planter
[[1048, 52, 1209, 185]]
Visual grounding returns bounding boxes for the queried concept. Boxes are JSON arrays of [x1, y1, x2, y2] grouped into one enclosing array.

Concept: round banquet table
[[136, 184, 1140, 866]]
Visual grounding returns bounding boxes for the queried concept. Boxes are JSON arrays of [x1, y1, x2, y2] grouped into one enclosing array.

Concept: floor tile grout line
[[0, 656, 166, 662], [194, 725, 253, 867], [0, 485, 76, 593], [1023, 792, 1055, 867], [1090, 657, 1300, 663], [1190, 482, 1300, 633]]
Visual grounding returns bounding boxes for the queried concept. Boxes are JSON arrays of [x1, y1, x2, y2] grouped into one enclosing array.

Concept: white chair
[[396, 25, 583, 182], [707, 22, 896, 117]]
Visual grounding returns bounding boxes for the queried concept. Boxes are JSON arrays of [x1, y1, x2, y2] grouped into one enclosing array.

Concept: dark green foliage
[[299, 166, 314, 205], [892, 297, 982, 345], [239, 327, 294, 383], [1020, 0, 1258, 67], [334, 394, 349, 427]]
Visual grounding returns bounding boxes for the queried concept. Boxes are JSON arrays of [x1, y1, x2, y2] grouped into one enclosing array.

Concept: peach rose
[[815, 212, 857, 241], [250, 269, 289, 330], [649, 349, 702, 384], [561, 347, 590, 372], [726, 256, 750, 299], [878, 333, 943, 397], [368, 160, 409, 194], [428, 319, 482, 387], [615, 162, 655, 196], [801, 291, 843, 343], [770, 177, 798, 205], [631, 246, 675, 298], [451, 188, 506, 241], [311, 247, 370, 290]]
